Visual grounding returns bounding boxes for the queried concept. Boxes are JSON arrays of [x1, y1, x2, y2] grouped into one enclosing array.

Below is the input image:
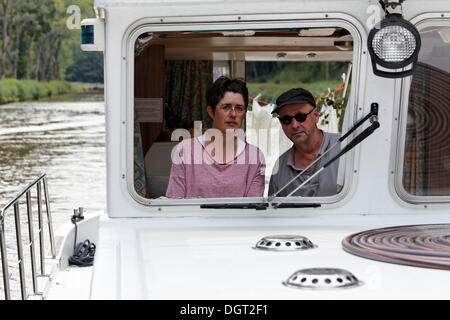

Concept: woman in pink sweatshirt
[[165, 77, 265, 198]]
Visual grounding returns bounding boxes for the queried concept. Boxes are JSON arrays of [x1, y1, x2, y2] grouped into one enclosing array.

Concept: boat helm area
[[129, 21, 450, 211]]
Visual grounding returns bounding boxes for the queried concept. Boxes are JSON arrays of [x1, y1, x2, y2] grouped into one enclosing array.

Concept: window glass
[[402, 26, 450, 196], [246, 61, 350, 196], [132, 28, 353, 200]]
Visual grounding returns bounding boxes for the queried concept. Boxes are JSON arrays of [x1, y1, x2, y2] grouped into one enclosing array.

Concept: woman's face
[[207, 91, 246, 134]]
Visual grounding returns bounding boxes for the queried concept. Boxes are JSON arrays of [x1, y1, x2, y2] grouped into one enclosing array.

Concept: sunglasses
[[278, 108, 315, 125]]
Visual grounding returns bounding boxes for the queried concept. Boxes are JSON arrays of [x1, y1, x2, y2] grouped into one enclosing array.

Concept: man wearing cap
[[268, 88, 341, 197]]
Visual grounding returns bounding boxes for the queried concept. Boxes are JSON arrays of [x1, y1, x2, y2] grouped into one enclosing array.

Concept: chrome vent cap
[[254, 235, 316, 251], [283, 268, 362, 289]]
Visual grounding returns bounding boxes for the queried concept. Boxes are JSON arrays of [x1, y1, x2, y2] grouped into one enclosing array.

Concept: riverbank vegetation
[[246, 61, 349, 103], [245, 61, 350, 132], [0, 78, 102, 104], [0, 0, 103, 83]]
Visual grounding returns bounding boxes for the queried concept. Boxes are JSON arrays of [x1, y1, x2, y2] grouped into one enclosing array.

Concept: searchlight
[[368, 13, 421, 78]]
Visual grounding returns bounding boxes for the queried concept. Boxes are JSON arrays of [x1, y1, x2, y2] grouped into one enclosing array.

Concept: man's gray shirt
[[269, 132, 341, 197]]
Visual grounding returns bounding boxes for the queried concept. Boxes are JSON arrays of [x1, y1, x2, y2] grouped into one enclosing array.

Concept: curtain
[[134, 60, 213, 197], [134, 110, 148, 197], [164, 60, 213, 131]]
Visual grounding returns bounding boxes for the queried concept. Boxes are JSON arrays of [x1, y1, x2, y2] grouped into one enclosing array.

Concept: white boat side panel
[[90, 213, 450, 299]]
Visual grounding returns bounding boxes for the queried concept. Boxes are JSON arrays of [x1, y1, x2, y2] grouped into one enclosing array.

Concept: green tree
[[65, 43, 103, 83], [62, 0, 103, 83], [0, 0, 101, 83], [0, 0, 12, 79]]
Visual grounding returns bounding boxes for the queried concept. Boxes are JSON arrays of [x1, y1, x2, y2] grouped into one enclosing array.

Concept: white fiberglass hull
[[83, 212, 450, 300]]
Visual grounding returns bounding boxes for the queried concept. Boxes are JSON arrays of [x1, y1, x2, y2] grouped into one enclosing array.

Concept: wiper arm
[[267, 103, 379, 204], [272, 120, 380, 209]]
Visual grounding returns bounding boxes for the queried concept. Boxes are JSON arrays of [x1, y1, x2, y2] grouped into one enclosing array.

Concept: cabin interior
[[131, 25, 450, 201]]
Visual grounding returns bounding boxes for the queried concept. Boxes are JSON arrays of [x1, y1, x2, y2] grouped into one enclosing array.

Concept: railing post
[[0, 216, 11, 300], [14, 202, 27, 300], [26, 191, 38, 294], [36, 181, 45, 276], [42, 177, 55, 258]]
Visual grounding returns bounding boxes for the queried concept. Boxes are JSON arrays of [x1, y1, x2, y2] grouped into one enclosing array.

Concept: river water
[[0, 93, 106, 299]]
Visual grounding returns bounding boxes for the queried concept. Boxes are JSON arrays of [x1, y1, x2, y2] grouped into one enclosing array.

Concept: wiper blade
[[200, 203, 321, 210], [270, 203, 321, 209], [201, 203, 269, 210], [267, 103, 379, 204]]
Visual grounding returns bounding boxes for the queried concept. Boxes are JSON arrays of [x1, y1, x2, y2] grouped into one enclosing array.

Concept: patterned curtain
[[164, 60, 213, 131], [134, 111, 148, 197]]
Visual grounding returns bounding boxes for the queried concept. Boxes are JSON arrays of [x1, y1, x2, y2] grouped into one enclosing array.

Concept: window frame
[[393, 14, 450, 204], [122, 14, 364, 207]]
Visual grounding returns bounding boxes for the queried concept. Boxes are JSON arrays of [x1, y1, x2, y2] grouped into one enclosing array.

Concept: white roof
[[89, 212, 450, 299]]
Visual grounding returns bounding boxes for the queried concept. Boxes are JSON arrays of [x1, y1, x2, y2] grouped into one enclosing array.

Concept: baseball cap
[[272, 88, 316, 114]]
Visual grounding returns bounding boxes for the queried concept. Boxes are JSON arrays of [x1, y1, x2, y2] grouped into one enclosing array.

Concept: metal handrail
[[0, 173, 55, 300]]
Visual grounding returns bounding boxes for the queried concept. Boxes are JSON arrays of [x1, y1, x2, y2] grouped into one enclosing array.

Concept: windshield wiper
[[200, 203, 321, 210], [201, 203, 269, 210], [267, 103, 379, 204], [271, 120, 380, 208]]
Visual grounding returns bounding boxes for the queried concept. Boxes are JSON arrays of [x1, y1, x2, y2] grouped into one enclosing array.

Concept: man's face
[[278, 103, 319, 145], [207, 91, 246, 134]]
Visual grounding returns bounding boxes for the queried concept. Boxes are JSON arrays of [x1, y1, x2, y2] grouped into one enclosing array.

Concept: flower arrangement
[[315, 82, 348, 132]]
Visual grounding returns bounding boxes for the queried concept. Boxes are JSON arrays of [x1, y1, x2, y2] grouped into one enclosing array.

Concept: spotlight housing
[[368, 14, 421, 78]]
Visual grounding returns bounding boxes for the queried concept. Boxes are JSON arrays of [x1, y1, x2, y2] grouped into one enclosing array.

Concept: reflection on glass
[[403, 26, 450, 196]]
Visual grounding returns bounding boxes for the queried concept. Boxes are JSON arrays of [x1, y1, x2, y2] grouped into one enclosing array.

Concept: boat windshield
[[132, 27, 354, 202]]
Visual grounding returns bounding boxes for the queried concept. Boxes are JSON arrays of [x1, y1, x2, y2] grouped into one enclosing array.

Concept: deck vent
[[283, 268, 362, 289], [253, 235, 316, 251]]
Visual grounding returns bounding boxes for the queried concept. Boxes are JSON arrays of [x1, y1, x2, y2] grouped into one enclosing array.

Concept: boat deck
[[75, 212, 450, 299]]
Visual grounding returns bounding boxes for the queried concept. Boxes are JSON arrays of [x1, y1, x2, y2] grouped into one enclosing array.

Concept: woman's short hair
[[206, 76, 248, 111]]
